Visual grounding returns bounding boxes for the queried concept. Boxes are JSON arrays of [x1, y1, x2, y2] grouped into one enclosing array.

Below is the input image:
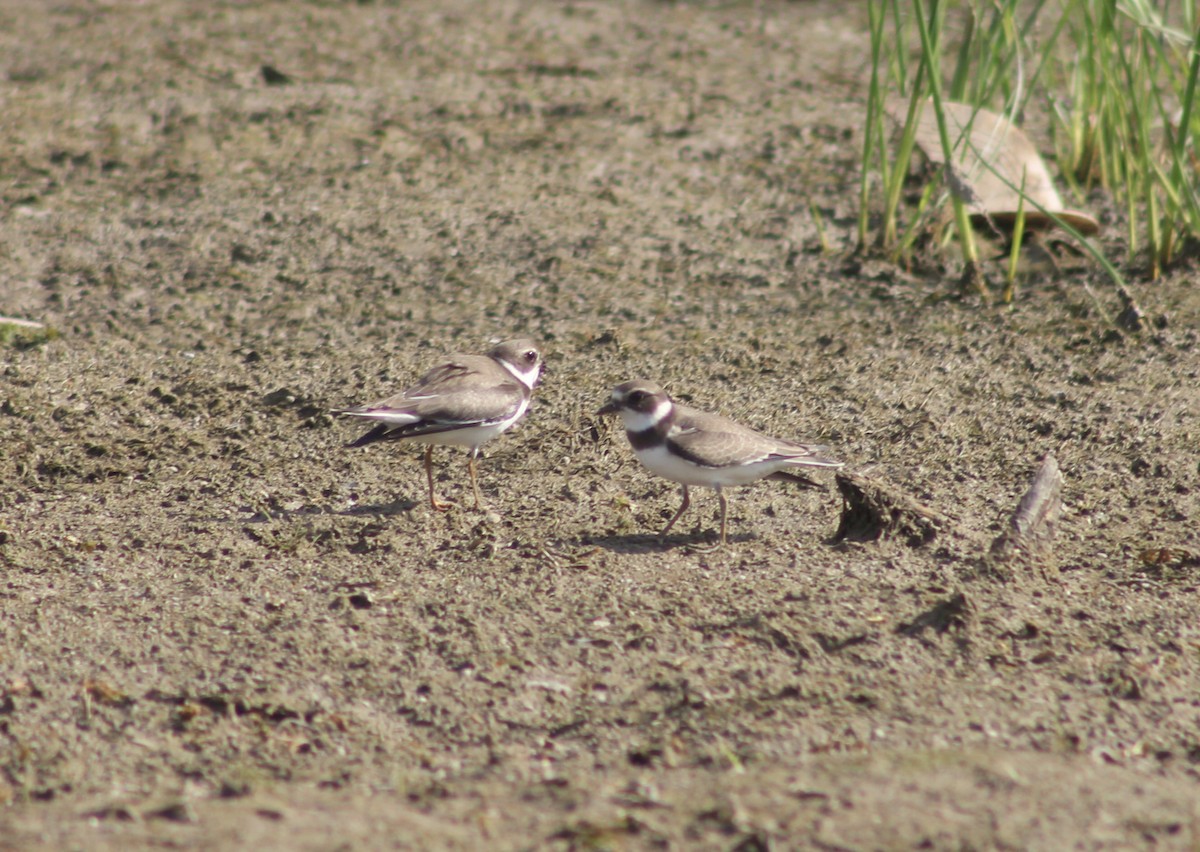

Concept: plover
[[597, 379, 843, 545], [337, 339, 543, 511]]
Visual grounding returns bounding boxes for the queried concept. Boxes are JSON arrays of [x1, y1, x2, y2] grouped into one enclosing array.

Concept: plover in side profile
[[337, 339, 543, 511], [597, 379, 843, 546]]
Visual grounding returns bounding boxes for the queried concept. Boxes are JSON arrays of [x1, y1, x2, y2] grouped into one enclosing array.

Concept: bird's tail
[[344, 422, 393, 448]]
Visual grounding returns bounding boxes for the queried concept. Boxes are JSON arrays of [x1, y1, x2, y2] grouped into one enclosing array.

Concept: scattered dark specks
[[144, 800, 197, 824], [260, 65, 291, 86]]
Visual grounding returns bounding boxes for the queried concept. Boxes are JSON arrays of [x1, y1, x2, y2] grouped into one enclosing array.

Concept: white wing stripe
[[342, 410, 421, 425]]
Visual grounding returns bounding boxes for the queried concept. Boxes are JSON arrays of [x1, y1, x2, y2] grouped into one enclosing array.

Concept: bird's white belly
[[634, 444, 781, 488], [406, 399, 529, 450]]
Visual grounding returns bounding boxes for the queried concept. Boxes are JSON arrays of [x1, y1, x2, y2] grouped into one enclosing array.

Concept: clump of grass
[[910, 0, 982, 296], [1051, 0, 1200, 277], [859, 0, 1011, 292], [860, 0, 1199, 286]]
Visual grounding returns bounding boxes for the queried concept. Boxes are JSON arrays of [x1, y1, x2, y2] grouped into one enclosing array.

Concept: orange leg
[[660, 485, 690, 539], [424, 446, 452, 512], [467, 450, 485, 509], [716, 489, 728, 547]]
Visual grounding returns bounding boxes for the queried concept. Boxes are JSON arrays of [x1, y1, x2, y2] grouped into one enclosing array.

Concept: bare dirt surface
[[3, 1, 1200, 849]]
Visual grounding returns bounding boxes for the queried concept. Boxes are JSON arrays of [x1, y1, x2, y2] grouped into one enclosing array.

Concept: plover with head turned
[[336, 339, 543, 511], [597, 379, 843, 546]]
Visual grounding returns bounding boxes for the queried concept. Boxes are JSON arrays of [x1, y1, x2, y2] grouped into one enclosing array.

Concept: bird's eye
[[524, 350, 537, 363], [627, 391, 645, 406]]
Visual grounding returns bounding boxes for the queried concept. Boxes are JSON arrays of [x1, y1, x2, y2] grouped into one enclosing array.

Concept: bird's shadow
[[228, 498, 419, 524], [586, 530, 754, 554], [339, 498, 420, 517]]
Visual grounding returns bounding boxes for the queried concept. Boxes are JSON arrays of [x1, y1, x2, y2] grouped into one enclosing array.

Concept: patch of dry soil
[[2, 1, 1199, 848]]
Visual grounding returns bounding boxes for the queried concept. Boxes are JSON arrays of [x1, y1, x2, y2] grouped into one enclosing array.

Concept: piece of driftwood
[[833, 471, 948, 547], [989, 455, 1063, 577]]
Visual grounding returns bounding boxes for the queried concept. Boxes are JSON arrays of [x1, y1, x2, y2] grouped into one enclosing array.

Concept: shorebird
[[597, 379, 842, 545], [337, 339, 543, 511]]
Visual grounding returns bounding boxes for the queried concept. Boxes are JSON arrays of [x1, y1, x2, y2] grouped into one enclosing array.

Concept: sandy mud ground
[[2, 1, 1200, 848]]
